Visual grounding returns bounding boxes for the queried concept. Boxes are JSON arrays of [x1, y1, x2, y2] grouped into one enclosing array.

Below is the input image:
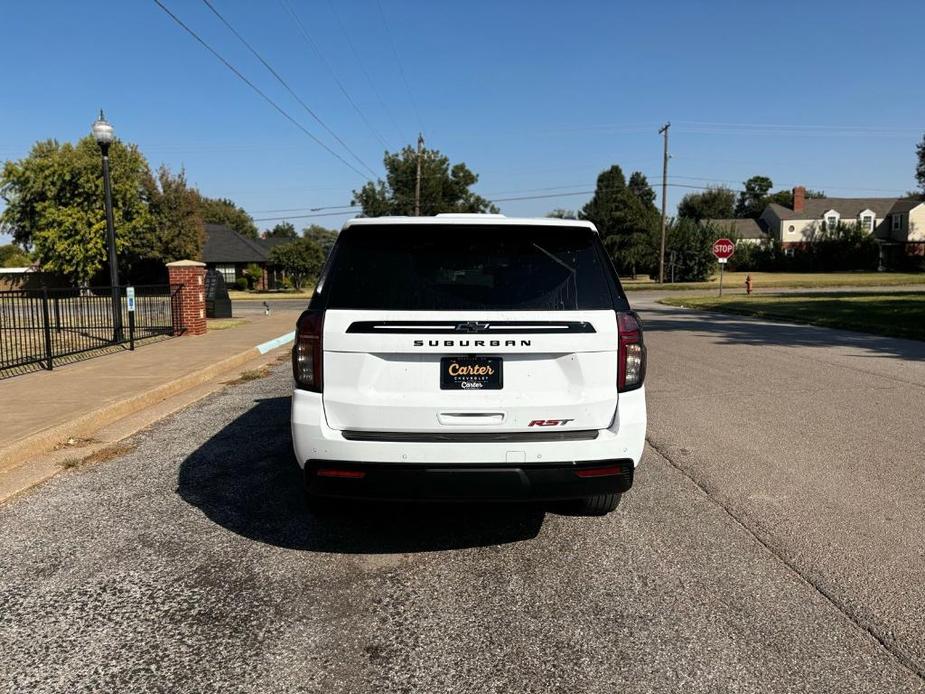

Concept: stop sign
[[712, 238, 735, 260]]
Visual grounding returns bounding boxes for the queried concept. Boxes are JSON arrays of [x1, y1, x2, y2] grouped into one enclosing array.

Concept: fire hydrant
[[745, 274, 753, 295]]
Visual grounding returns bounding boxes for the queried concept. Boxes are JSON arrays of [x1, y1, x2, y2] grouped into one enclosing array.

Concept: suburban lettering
[[411, 339, 532, 348]]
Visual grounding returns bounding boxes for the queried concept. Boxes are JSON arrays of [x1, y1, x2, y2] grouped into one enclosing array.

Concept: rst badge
[[528, 418, 575, 427]]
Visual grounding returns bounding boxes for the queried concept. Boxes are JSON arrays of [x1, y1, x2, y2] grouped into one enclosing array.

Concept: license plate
[[440, 356, 503, 390]]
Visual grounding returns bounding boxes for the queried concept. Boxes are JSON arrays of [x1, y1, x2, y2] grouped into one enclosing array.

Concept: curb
[[0, 334, 295, 477]]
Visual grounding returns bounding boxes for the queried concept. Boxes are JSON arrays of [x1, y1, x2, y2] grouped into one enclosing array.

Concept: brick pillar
[[166, 260, 207, 336]]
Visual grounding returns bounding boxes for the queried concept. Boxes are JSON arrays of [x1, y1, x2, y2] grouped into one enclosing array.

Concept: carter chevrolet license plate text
[[440, 356, 503, 390]]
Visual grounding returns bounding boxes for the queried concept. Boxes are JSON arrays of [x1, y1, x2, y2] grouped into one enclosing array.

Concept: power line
[[199, 0, 378, 178], [248, 176, 912, 220], [150, 0, 370, 180], [253, 209, 359, 222], [675, 119, 920, 133], [375, 0, 424, 134], [250, 173, 915, 223], [326, 0, 404, 145], [248, 182, 743, 223], [279, 0, 391, 150], [253, 203, 358, 214]]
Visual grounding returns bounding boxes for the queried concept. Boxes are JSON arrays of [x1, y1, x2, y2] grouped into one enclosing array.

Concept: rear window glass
[[320, 224, 622, 311]]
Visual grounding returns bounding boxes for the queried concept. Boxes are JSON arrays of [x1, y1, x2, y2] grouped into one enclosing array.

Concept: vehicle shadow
[[176, 396, 546, 553], [638, 302, 925, 362]]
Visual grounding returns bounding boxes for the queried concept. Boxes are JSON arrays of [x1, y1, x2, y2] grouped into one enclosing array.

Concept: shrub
[[658, 218, 718, 282], [808, 222, 879, 271], [234, 277, 248, 291], [243, 263, 263, 289]]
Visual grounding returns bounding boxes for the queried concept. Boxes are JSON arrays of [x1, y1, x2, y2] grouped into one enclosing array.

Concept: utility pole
[[415, 132, 424, 216], [658, 122, 670, 284]]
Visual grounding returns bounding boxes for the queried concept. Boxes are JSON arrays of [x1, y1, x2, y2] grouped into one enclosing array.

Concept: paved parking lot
[[1, 301, 923, 693]]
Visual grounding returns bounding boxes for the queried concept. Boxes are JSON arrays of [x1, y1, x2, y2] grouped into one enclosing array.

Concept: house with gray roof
[[706, 218, 768, 244], [759, 187, 925, 258], [201, 223, 288, 289]]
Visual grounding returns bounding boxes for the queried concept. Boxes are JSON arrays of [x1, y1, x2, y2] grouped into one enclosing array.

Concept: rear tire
[[574, 493, 622, 516]]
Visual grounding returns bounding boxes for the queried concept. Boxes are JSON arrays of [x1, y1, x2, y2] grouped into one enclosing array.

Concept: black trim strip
[[340, 429, 600, 443], [346, 320, 596, 335]]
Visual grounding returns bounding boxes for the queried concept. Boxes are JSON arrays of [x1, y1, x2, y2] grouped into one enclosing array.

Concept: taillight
[[293, 310, 324, 392], [617, 311, 646, 392]]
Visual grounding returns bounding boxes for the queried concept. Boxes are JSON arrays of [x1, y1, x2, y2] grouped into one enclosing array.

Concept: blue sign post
[[126, 286, 136, 351]]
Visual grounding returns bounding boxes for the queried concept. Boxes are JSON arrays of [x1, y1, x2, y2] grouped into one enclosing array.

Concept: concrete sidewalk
[[0, 311, 301, 479]]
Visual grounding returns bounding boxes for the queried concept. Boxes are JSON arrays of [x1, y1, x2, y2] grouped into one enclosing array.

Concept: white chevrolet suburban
[[291, 214, 647, 514]]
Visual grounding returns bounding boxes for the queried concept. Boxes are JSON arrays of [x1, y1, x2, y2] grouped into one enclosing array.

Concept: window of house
[[216, 264, 236, 284], [892, 215, 902, 231], [826, 215, 839, 230], [784, 248, 795, 257], [788, 225, 795, 233], [861, 215, 873, 232]]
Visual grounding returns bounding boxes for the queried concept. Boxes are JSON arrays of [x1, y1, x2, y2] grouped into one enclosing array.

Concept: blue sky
[[2, 0, 923, 243]]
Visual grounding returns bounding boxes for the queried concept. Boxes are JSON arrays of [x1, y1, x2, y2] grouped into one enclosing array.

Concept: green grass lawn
[[228, 289, 313, 301], [623, 272, 925, 291], [207, 318, 249, 331], [660, 292, 925, 341]]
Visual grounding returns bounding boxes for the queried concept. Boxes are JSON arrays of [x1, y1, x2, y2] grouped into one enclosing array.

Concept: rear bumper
[[291, 386, 647, 468], [305, 459, 634, 501]]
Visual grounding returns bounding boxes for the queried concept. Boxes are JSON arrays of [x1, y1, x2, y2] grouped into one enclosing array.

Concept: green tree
[[916, 133, 925, 194], [0, 137, 153, 285], [269, 237, 324, 289], [765, 188, 826, 209], [302, 224, 338, 257], [677, 186, 736, 221], [581, 164, 628, 230], [352, 145, 498, 216], [0, 243, 30, 267], [656, 218, 718, 282], [142, 165, 204, 267], [546, 209, 578, 219], [627, 172, 656, 206], [198, 196, 258, 238], [266, 221, 297, 239], [734, 176, 774, 218], [580, 165, 659, 277]]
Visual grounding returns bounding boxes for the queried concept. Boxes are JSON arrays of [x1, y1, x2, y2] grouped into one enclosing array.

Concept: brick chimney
[[792, 186, 806, 213]]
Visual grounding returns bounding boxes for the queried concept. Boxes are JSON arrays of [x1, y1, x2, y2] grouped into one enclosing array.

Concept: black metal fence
[[0, 285, 182, 376]]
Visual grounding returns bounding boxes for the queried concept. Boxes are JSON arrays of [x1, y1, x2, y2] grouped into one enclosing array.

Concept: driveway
[[0, 303, 923, 692]]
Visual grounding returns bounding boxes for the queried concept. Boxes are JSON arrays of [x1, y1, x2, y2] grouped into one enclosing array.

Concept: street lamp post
[[91, 111, 122, 343]]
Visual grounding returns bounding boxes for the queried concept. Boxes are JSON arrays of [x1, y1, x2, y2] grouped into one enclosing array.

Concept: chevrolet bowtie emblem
[[455, 321, 490, 333]]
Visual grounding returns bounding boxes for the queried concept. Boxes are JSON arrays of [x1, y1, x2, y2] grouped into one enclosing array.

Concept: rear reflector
[[316, 468, 366, 479], [575, 464, 625, 478]]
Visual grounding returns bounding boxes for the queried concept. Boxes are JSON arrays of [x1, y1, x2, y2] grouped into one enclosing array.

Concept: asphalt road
[[1, 302, 923, 693], [232, 299, 310, 317]]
